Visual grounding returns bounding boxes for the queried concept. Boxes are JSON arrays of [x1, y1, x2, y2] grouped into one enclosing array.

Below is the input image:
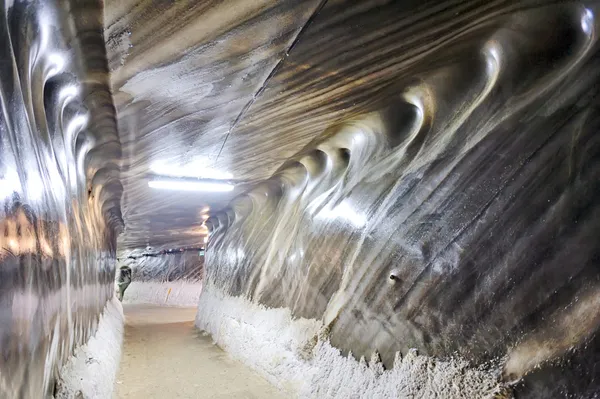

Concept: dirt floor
[[115, 304, 284, 398]]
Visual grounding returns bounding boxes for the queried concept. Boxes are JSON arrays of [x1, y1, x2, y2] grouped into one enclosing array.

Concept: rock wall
[[119, 250, 204, 282], [118, 250, 204, 306], [198, 3, 600, 397], [0, 0, 122, 397]]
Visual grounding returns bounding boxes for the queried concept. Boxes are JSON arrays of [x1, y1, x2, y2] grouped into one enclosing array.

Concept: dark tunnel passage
[[1, 0, 600, 398]]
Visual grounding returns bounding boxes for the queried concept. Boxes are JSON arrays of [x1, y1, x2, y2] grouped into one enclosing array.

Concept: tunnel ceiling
[[105, 0, 323, 252], [103, 0, 594, 252]]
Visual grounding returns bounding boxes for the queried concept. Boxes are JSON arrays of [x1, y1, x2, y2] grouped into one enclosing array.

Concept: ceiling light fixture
[[148, 179, 234, 192]]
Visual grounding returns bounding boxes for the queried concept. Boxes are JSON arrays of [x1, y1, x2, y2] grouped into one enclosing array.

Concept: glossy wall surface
[[206, 2, 600, 397], [118, 250, 204, 282], [0, 0, 122, 397]]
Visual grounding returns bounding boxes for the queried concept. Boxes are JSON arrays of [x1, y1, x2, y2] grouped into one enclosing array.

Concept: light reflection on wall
[[203, 5, 600, 396], [0, 0, 123, 396], [317, 200, 367, 228]]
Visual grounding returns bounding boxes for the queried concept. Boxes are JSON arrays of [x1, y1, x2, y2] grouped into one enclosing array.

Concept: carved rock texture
[[1, 0, 600, 397], [0, 0, 122, 396], [204, 2, 600, 397], [119, 251, 204, 283]]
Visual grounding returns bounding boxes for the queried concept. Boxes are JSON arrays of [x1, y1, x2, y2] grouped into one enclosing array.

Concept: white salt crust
[[122, 281, 203, 307], [55, 297, 124, 399], [196, 282, 508, 399]]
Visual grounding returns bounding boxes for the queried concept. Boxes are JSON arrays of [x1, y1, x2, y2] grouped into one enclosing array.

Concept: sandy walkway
[[115, 304, 284, 398]]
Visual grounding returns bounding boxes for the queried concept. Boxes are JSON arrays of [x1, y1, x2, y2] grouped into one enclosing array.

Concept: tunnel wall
[[118, 250, 204, 306], [197, 4, 600, 397], [0, 0, 123, 397], [120, 250, 204, 282]]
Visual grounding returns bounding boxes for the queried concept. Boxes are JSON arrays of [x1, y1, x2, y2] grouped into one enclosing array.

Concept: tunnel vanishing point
[[1, 0, 600, 398]]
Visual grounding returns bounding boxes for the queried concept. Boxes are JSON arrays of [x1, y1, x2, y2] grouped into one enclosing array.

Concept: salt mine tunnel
[[1, 0, 599, 398]]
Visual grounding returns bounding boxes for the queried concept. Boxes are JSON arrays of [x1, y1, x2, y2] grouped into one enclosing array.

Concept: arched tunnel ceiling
[[105, 0, 323, 251], [104, 0, 591, 252]]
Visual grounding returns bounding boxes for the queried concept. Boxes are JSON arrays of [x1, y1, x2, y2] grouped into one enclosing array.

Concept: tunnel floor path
[[115, 304, 284, 399]]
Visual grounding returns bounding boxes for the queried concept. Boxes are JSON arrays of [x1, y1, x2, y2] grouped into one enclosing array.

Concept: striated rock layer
[[118, 250, 204, 306], [0, 0, 122, 397], [202, 2, 600, 397], [118, 249, 204, 283]]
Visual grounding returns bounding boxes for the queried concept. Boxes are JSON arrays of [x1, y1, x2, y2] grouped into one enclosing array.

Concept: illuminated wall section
[[198, 4, 600, 397], [0, 0, 122, 396]]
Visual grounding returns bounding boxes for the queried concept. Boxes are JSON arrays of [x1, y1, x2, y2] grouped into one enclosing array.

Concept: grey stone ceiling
[[104, 0, 323, 252], [104, 0, 596, 254]]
